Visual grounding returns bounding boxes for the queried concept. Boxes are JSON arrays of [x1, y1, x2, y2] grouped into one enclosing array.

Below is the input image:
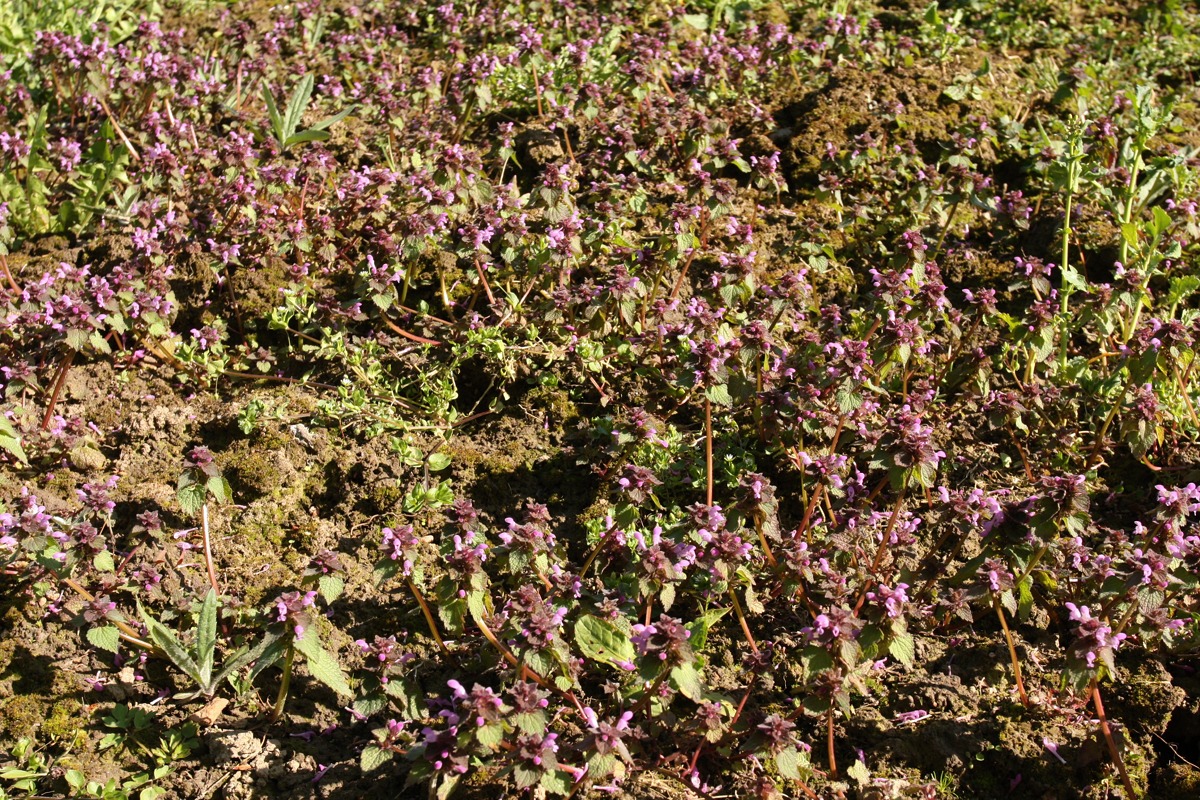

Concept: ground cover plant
[[2, 0, 1200, 797]]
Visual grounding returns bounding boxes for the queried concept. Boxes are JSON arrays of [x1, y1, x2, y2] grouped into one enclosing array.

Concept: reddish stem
[[1091, 679, 1137, 799], [41, 350, 75, 431]]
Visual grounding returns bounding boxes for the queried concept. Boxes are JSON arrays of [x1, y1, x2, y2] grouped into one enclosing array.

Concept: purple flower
[[274, 590, 317, 639], [1064, 603, 1126, 670]]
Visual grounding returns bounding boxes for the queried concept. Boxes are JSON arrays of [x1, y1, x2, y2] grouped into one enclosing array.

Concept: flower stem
[[728, 587, 758, 656], [1091, 678, 1137, 799], [993, 594, 1032, 708], [826, 707, 838, 778], [407, 579, 448, 654], [270, 641, 295, 722], [41, 350, 75, 431], [704, 397, 714, 507], [201, 504, 220, 594]]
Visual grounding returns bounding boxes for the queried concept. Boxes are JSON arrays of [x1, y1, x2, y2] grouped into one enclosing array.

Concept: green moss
[[41, 699, 87, 747], [0, 695, 48, 742], [524, 386, 580, 428], [368, 482, 405, 511], [223, 440, 291, 498]]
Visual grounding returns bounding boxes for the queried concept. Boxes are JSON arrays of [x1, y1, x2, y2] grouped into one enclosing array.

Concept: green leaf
[[205, 475, 232, 505], [660, 582, 676, 612], [705, 383, 733, 408], [1000, 589, 1018, 617], [218, 630, 283, 688], [587, 752, 618, 779], [262, 84, 284, 141], [513, 764, 540, 790], [140, 606, 203, 685], [888, 631, 915, 669], [140, 787, 166, 800], [360, 745, 393, 772], [846, 758, 870, 786], [1017, 576, 1034, 622], [540, 768, 572, 796], [1152, 205, 1172, 237], [466, 590, 489, 624], [284, 74, 316, 142], [87, 625, 121, 653], [942, 84, 966, 102], [318, 575, 344, 604], [196, 589, 218, 685], [93, 550, 116, 572], [283, 129, 331, 148], [354, 693, 387, 717], [0, 417, 28, 464], [512, 710, 546, 735], [476, 723, 504, 750], [775, 745, 808, 780], [670, 662, 704, 701], [294, 632, 353, 698], [685, 608, 730, 652], [311, 106, 353, 131], [1167, 275, 1200, 308], [435, 774, 461, 800], [176, 481, 205, 516], [1061, 264, 1088, 292], [834, 384, 862, 413], [574, 615, 636, 669]]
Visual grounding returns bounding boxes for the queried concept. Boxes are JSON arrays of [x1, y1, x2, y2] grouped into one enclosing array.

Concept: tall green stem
[[270, 642, 295, 722]]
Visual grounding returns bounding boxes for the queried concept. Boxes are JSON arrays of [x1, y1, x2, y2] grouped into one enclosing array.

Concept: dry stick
[[201, 504, 220, 594], [407, 579, 449, 654], [993, 595, 1032, 708], [1091, 679, 1138, 799], [661, 209, 712, 303], [578, 531, 612, 579], [41, 350, 75, 430]]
